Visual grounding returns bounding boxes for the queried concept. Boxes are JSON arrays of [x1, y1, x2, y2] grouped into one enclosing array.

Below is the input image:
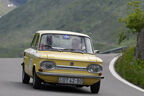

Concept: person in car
[[72, 38, 82, 52]]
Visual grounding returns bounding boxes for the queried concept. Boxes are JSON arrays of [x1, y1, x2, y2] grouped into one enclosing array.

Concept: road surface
[[0, 54, 143, 96]]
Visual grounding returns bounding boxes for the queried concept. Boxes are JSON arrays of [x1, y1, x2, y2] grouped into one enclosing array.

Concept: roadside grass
[[115, 47, 144, 88]]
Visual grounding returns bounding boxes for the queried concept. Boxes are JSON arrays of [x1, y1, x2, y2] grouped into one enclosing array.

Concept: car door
[[28, 34, 40, 76], [24, 34, 37, 75]]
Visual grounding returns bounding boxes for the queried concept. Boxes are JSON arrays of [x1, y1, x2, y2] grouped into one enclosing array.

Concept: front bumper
[[37, 72, 104, 79]]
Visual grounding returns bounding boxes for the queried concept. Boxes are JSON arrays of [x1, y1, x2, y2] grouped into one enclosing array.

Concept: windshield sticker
[[63, 35, 70, 39]]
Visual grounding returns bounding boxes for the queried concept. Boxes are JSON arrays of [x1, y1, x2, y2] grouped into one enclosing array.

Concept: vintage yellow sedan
[[22, 30, 104, 93]]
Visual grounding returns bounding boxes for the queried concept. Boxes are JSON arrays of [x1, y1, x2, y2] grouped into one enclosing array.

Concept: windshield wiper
[[48, 48, 63, 52], [42, 45, 62, 52], [62, 49, 85, 54], [62, 49, 73, 52]]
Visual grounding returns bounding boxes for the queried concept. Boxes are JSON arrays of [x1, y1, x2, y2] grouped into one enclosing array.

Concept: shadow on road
[[41, 84, 90, 94], [10, 81, 91, 94]]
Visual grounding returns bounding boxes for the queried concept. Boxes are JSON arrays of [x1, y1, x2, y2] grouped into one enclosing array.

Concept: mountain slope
[[10, 0, 28, 5], [0, 0, 28, 16], [0, 0, 14, 16], [0, 0, 131, 57]]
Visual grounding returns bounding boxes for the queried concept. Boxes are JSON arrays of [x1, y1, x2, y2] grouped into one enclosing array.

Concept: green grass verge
[[115, 47, 144, 88]]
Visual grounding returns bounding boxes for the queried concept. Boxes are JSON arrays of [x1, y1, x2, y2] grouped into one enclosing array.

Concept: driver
[[39, 35, 52, 50], [45, 35, 52, 49]]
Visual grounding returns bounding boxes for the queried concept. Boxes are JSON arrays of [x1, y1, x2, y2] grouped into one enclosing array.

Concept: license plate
[[59, 77, 83, 85]]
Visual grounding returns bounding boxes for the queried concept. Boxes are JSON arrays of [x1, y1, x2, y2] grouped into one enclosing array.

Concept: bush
[[115, 47, 144, 88]]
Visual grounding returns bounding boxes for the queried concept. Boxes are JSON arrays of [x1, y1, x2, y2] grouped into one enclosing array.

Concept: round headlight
[[40, 61, 56, 70], [87, 64, 102, 73]]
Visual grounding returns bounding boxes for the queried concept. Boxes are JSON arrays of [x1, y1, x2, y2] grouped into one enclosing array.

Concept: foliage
[[120, 1, 144, 32], [118, 1, 144, 44], [115, 47, 144, 88], [118, 31, 127, 45]]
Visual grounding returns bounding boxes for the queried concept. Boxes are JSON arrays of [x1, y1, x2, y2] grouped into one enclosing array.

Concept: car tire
[[33, 71, 41, 89], [22, 67, 30, 84], [90, 81, 100, 94], [76, 85, 83, 88]]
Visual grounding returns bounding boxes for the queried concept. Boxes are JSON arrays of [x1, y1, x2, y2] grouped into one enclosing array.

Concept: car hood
[[38, 51, 103, 63]]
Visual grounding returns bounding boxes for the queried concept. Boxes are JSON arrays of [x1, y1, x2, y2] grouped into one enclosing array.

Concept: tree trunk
[[135, 28, 144, 60]]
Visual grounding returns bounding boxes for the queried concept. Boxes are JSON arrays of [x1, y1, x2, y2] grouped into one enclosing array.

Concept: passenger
[[72, 38, 82, 50]]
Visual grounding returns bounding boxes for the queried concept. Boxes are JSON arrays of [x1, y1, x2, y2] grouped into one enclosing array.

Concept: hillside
[[0, 0, 14, 16], [0, 0, 28, 16], [10, 0, 28, 6], [0, 0, 134, 57]]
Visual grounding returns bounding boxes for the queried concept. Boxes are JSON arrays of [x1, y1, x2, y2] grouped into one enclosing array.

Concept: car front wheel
[[22, 67, 30, 84], [90, 81, 100, 94], [33, 71, 41, 89]]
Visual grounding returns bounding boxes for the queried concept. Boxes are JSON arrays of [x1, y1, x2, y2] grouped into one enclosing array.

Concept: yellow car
[[22, 30, 104, 93]]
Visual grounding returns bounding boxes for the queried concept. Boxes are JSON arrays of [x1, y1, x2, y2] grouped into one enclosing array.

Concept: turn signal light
[[38, 68, 43, 72], [99, 73, 102, 76]]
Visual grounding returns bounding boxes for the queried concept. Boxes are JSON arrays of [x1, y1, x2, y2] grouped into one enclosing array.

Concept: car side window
[[35, 34, 40, 49], [31, 34, 37, 48]]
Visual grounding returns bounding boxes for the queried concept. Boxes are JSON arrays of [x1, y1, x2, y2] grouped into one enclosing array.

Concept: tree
[[120, 1, 144, 60]]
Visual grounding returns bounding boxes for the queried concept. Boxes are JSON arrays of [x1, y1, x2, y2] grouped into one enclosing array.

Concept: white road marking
[[109, 55, 144, 93]]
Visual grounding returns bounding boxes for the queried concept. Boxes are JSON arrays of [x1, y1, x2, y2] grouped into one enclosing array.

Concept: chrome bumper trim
[[37, 72, 104, 79], [56, 65, 86, 71]]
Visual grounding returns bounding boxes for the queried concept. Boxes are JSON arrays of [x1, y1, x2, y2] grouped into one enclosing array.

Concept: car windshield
[[39, 34, 93, 54]]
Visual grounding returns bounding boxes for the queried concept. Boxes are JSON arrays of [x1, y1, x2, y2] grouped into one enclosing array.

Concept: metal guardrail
[[99, 46, 127, 54]]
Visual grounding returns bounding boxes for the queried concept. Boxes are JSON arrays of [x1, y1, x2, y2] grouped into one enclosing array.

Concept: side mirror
[[94, 50, 100, 54]]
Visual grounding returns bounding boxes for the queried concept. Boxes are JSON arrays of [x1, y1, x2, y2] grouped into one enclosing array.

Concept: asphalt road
[[0, 54, 143, 96]]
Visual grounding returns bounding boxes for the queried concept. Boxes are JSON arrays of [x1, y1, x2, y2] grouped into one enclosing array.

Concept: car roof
[[36, 30, 90, 37]]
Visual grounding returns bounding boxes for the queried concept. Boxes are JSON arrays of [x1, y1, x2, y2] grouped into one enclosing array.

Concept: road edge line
[[109, 55, 144, 93]]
